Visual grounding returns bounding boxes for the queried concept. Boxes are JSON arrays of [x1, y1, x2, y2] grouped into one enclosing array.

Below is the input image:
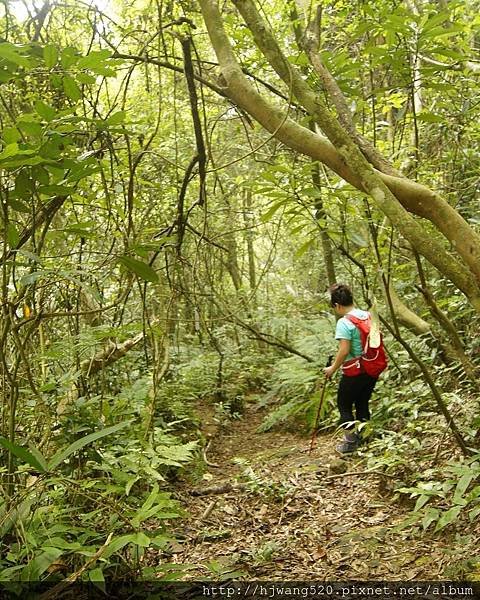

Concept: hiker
[[323, 283, 386, 453]]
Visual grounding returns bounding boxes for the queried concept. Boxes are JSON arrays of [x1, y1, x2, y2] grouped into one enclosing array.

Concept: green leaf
[[261, 199, 287, 223], [90, 65, 116, 77], [89, 567, 105, 592], [0, 436, 47, 472], [2, 127, 20, 144], [63, 75, 81, 102], [20, 271, 45, 286], [17, 249, 41, 262], [469, 505, 480, 521], [106, 110, 126, 126], [155, 441, 198, 466], [60, 47, 79, 69], [45, 538, 82, 550], [453, 473, 474, 504], [49, 73, 63, 89], [0, 496, 34, 537], [421, 507, 439, 531], [76, 72, 96, 84], [32, 165, 50, 185], [118, 256, 158, 282], [6, 223, 20, 248], [130, 532, 151, 547], [38, 184, 75, 197], [348, 231, 368, 247], [102, 534, 140, 559], [420, 11, 450, 32], [150, 535, 172, 549], [0, 143, 20, 160], [132, 485, 180, 527], [43, 45, 58, 69], [48, 421, 132, 471], [65, 162, 100, 183], [422, 25, 464, 39], [465, 484, 480, 503], [139, 483, 159, 513], [295, 239, 314, 259], [35, 100, 56, 121], [20, 548, 63, 581], [0, 565, 24, 581], [0, 42, 31, 68], [433, 48, 465, 61], [77, 49, 112, 70], [125, 476, 140, 496], [64, 221, 95, 238], [416, 112, 444, 124], [14, 170, 34, 199], [19, 120, 42, 138], [434, 505, 462, 531], [0, 70, 16, 83], [28, 443, 49, 472], [9, 199, 30, 213], [413, 494, 430, 512], [143, 465, 165, 481]]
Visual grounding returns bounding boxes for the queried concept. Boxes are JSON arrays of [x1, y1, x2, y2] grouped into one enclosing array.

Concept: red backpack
[[343, 314, 388, 378]]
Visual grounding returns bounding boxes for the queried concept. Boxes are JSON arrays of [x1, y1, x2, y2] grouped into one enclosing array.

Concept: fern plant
[[258, 356, 334, 432]]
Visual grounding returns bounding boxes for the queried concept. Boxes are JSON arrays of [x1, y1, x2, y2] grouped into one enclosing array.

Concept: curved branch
[[199, 0, 480, 311], [230, 314, 314, 362]]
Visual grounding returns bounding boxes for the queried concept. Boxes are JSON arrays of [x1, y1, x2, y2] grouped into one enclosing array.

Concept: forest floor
[[156, 399, 476, 580]]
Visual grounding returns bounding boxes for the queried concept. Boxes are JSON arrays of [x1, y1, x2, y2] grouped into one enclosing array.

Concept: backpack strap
[[344, 313, 371, 328], [344, 314, 371, 353]]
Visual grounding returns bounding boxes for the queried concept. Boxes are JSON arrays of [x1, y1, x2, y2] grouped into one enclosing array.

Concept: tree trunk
[[311, 154, 336, 287], [242, 190, 257, 300], [199, 0, 480, 311]]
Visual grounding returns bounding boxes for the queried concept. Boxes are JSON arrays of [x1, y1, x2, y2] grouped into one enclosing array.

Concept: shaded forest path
[[163, 401, 458, 580]]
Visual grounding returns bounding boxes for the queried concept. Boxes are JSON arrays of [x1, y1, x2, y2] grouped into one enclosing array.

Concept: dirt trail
[[159, 401, 466, 580]]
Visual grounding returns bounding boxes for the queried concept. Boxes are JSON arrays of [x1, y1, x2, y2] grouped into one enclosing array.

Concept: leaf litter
[[149, 402, 479, 580]]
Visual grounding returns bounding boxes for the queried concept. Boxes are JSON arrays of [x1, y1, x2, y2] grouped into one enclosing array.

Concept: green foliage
[[0, 478, 179, 585], [237, 463, 290, 502], [249, 541, 281, 566], [0, 437, 48, 473], [204, 558, 248, 580], [118, 255, 159, 283], [397, 456, 480, 533], [1, 0, 480, 584], [0, 369, 198, 585], [258, 319, 335, 432], [48, 421, 132, 470]]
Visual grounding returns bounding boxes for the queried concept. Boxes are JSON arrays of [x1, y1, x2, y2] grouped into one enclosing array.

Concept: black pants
[[337, 373, 377, 428]]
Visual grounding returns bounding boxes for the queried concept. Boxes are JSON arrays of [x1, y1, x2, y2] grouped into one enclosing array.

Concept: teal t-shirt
[[335, 308, 369, 361]]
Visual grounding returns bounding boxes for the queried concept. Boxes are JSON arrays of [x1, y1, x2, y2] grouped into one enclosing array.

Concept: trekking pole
[[309, 355, 333, 454]]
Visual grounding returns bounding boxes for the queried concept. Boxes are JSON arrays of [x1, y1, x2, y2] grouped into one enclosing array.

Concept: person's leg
[[337, 375, 355, 428], [353, 374, 377, 444], [336, 375, 360, 453], [354, 374, 377, 422]]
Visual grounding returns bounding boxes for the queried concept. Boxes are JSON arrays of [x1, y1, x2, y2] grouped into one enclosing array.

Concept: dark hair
[[329, 283, 354, 307]]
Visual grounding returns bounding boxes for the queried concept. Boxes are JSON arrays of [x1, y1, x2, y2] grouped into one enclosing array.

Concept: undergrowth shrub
[[360, 368, 480, 553], [257, 318, 336, 432], [0, 373, 199, 588], [173, 343, 272, 412]]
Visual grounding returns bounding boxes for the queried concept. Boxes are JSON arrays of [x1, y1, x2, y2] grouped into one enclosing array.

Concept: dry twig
[[38, 532, 114, 600]]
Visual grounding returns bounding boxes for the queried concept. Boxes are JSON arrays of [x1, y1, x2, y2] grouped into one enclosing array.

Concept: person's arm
[[324, 339, 351, 378]]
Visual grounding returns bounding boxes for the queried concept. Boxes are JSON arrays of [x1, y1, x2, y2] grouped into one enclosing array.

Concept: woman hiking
[[324, 283, 386, 454]]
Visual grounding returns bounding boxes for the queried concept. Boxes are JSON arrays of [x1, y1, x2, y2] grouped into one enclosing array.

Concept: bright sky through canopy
[[5, 0, 115, 23]]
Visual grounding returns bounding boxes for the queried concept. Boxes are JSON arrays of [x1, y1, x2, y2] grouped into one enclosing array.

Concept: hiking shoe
[[336, 440, 358, 454], [336, 433, 359, 454]]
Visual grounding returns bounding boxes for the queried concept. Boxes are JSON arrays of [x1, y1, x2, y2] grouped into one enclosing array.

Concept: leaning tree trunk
[[198, 0, 480, 313]]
